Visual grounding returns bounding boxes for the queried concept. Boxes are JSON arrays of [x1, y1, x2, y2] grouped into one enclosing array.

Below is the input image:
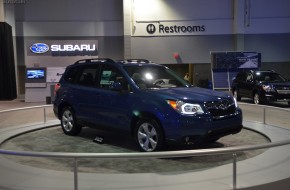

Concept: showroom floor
[[0, 98, 290, 190]]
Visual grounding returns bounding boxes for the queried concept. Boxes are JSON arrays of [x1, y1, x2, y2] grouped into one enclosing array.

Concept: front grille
[[204, 100, 236, 117], [277, 90, 290, 94]]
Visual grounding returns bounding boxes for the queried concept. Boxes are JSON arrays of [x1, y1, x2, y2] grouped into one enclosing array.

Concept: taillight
[[54, 83, 61, 95]]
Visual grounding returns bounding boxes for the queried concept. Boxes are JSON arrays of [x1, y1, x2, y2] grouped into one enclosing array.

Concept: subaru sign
[[30, 43, 49, 54], [27, 40, 98, 56]]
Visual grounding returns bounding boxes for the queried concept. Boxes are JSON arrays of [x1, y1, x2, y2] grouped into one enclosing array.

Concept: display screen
[[211, 52, 261, 70], [26, 69, 45, 79], [25, 68, 47, 83]]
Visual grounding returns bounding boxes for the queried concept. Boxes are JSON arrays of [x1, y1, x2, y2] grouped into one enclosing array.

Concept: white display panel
[[46, 67, 66, 83]]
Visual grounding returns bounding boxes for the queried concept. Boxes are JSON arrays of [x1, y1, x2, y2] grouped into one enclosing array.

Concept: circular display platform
[[0, 126, 269, 173]]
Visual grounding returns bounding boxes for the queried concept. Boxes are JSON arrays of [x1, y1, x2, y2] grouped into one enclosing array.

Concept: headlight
[[233, 97, 238, 108], [262, 85, 275, 92], [166, 100, 204, 115]]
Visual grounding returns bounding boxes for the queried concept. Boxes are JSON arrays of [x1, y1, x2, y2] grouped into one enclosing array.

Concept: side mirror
[[109, 82, 123, 91]]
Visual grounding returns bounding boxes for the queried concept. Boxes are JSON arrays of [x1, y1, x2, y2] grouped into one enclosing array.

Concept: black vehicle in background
[[232, 70, 290, 105]]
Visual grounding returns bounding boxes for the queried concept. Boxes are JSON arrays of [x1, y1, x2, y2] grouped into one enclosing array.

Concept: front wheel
[[134, 118, 164, 152], [60, 107, 82, 136]]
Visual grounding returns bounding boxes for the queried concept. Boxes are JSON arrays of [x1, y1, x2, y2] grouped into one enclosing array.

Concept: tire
[[253, 93, 261, 105], [233, 89, 241, 101], [60, 107, 82, 136], [134, 118, 164, 152]]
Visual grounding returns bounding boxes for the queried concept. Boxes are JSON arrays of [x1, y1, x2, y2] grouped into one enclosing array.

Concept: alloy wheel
[[137, 122, 158, 152], [62, 109, 74, 132]]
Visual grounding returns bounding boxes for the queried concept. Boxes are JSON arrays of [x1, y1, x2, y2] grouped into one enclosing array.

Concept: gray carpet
[[0, 127, 269, 174]]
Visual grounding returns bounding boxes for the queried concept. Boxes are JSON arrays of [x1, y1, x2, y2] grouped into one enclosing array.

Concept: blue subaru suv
[[53, 58, 243, 152]]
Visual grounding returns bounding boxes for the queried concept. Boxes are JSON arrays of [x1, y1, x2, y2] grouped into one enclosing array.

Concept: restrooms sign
[[133, 20, 232, 36]]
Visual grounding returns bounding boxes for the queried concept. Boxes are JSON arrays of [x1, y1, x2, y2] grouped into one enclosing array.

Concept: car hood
[[148, 87, 232, 103]]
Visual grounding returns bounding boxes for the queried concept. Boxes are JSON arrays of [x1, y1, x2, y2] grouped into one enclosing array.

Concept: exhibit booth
[[24, 40, 99, 102], [2, 0, 290, 101]]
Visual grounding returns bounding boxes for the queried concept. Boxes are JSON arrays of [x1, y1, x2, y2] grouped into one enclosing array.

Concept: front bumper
[[164, 108, 243, 145]]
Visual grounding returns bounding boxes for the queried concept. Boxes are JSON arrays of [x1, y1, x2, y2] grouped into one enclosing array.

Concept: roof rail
[[117, 59, 152, 64], [74, 58, 115, 64]]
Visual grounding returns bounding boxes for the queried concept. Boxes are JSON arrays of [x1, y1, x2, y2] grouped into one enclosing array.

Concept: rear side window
[[76, 65, 100, 87], [64, 67, 79, 83], [236, 72, 247, 82]]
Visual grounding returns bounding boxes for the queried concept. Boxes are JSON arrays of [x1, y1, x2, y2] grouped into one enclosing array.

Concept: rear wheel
[[60, 107, 82, 136], [134, 118, 164, 152]]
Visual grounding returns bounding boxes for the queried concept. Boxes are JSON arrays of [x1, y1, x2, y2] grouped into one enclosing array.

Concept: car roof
[[116, 59, 152, 64], [73, 58, 115, 65], [243, 70, 277, 74], [70, 58, 161, 67]]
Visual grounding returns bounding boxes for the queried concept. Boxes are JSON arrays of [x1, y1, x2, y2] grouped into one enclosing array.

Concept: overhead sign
[[27, 40, 98, 56], [146, 23, 205, 35], [133, 20, 232, 36]]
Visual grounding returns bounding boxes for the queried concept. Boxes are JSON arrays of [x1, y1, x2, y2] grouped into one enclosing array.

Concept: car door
[[235, 72, 247, 96], [72, 65, 101, 124], [95, 64, 133, 131], [241, 72, 255, 98]]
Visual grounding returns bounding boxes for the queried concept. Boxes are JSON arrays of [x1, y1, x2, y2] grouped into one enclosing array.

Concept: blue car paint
[[54, 60, 243, 146]]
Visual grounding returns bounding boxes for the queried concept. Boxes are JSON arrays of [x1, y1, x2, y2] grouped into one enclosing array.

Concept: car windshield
[[255, 72, 287, 83], [124, 65, 190, 89]]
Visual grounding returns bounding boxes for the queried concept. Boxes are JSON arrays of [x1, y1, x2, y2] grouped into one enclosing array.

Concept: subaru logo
[[30, 43, 49, 54], [146, 24, 156, 34], [219, 100, 230, 110], [219, 104, 226, 110]]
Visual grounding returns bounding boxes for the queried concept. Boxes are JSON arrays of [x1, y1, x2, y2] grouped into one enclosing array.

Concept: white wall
[[130, 0, 290, 35], [0, 0, 4, 22], [133, 0, 233, 21], [244, 0, 290, 34], [132, 0, 233, 36], [15, 0, 122, 21], [17, 21, 123, 37], [14, 0, 123, 36]]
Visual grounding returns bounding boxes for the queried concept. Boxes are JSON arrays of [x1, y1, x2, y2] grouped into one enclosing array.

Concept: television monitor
[[25, 67, 47, 83], [211, 52, 261, 70]]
